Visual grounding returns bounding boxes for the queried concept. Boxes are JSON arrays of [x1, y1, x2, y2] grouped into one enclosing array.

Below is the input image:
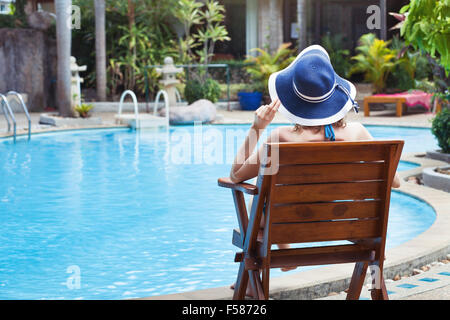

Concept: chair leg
[[261, 267, 270, 300], [346, 262, 368, 300], [248, 270, 264, 300], [233, 262, 249, 300]]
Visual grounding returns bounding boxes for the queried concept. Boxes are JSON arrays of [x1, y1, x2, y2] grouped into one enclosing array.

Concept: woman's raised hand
[[252, 99, 281, 130]]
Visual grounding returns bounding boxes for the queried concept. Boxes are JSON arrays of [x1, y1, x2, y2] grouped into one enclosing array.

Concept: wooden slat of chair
[[269, 244, 376, 268], [270, 219, 380, 244], [219, 140, 404, 301], [271, 200, 381, 223], [272, 181, 384, 204], [276, 162, 385, 184]]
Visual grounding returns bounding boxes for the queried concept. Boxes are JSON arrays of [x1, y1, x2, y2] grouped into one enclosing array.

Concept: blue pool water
[[398, 161, 420, 172], [0, 125, 437, 299]]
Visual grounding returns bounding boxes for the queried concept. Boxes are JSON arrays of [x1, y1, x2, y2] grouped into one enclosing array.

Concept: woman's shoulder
[[268, 126, 291, 141], [344, 122, 373, 140]]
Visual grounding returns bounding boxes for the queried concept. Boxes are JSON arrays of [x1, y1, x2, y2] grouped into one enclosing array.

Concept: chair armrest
[[217, 177, 258, 195]]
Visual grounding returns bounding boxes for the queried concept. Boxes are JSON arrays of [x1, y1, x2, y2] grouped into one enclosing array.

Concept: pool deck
[[1, 108, 449, 300], [0, 108, 436, 139]]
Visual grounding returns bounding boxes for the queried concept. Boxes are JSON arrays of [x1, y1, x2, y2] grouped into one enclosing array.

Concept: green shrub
[[244, 43, 296, 96], [348, 33, 398, 93], [320, 33, 351, 77], [75, 103, 94, 118], [0, 15, 15, 28], [431, 107, 450, 153], [184, 78, 221, 104]]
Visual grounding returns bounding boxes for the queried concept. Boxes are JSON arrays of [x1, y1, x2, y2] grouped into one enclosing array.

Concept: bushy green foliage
[[72, 0, 179, 98], [400, 0, 450, 74], [75, 103, 94, 118], [0, 15, 15, 28], [387, 35, 432, 92], [431, 107, 450, 153], [348, 33, 398, 93], [320, 33, 351, 77], [0, 0, 27, 28], [244, 43, 296, 95], [184, 78, 221, 104]]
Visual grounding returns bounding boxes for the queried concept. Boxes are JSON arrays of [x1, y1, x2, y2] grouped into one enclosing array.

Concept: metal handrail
[[7, 91, 31, 140], [118, 90, 139, 129], [0, 94, 16, 143], [1, 98, 12, 132], [153, 90, 170, 127]]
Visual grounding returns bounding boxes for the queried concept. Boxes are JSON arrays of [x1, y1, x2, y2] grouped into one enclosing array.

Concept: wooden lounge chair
[[218, 140, 404, 300]]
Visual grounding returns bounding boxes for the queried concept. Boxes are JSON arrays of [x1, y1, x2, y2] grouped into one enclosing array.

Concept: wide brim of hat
[[268, 45, 356, 126]]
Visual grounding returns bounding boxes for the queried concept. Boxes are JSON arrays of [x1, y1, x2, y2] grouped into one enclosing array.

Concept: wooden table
[[363, 96, 407, 117], [364, 95, 442, 117]]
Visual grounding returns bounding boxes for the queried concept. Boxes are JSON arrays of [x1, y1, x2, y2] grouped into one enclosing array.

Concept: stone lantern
[[70, 56, 87, 108], [156, 57, 183, 107]]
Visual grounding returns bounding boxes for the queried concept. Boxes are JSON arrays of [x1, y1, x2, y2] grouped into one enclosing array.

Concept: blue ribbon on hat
[[336, 84, 359, 113]]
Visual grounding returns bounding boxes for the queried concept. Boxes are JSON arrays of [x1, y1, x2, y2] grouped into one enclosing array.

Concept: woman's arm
[[230, 99, 280, 183]]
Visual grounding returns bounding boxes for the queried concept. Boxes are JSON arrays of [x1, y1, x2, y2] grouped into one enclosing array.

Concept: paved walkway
[[319, 258, 450, 300], [0, 107, 435, 138]]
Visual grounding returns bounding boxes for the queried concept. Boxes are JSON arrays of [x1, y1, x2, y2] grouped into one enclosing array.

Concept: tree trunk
[[297, 0, 307, 50], [127, 0, 136, 90], [95, 0, 107, 101], [55, 0, 75, 117]]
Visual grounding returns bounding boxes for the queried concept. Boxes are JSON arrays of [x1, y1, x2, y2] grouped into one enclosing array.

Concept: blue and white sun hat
[[268, 45, 359, 128]]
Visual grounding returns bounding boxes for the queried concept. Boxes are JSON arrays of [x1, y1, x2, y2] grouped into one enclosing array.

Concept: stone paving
[[0, 107, 436, 138], [319, 256, 450, 300]]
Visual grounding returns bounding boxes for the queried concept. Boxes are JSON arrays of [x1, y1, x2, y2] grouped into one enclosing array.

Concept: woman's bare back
[[275, 122, 373, 143]]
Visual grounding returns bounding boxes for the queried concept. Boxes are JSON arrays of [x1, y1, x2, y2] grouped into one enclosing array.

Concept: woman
[[229, 45, 400, 276], [230, 45, 401, 188]]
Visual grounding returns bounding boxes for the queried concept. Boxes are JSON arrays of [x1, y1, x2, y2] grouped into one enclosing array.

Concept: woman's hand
[[252, 99, 281, 130]]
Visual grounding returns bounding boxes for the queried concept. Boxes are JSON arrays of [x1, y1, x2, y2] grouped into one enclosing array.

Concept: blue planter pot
[[237, 92, 263, 111]]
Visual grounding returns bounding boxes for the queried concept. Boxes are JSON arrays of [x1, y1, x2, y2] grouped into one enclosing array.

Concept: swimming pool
[[0, 125, 437, 299]]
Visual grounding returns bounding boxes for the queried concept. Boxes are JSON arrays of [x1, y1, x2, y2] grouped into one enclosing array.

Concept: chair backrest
[[254, 140, 404, 248]]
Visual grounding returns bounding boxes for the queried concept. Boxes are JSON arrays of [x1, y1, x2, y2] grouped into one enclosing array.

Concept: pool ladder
[[117, 89, 170, 129], [0, 91, 31, 143]]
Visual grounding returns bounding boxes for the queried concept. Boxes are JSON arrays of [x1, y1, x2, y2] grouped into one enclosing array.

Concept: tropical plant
[[194, 0, 230, 69], [184, 78, 221, 104], [173, 0, 229, 102], [348, 33, 398, 94], [75, 103, 94, 118], [173, 0, 204, 65], [387, 35, 431, 91], [72, 0, 179, 99], [244, 43, 296, 96], [390, 0, 450, 97], [399, 0, 450, 74], [431, 107, 450, 153], [174, 0, 230, 82], [320, 33, 351, 77]]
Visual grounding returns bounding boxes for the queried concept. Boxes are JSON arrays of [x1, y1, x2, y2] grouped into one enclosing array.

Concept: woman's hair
[[293, 118, 346, 133]]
